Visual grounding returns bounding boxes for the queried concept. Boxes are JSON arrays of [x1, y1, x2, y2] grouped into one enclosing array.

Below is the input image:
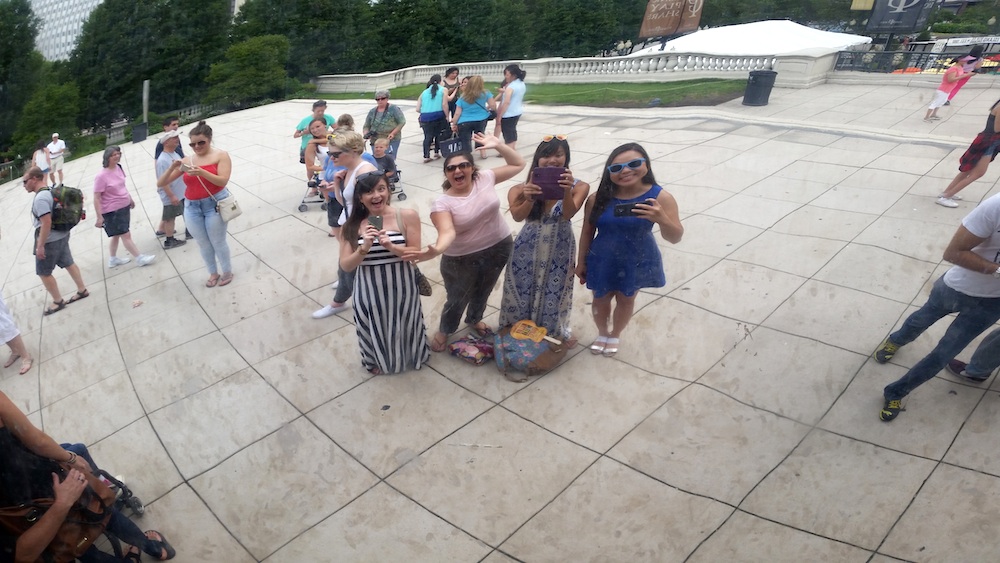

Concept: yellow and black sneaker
[[879, 398, 903, 422], [874, 338, 900, 364]]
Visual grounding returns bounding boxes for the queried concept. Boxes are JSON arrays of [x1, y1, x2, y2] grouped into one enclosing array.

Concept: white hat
[[161, 130, 180, 141], [52, 133, 59, 138]]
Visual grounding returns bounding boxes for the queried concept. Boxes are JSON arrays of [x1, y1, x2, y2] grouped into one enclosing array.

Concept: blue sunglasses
[[607, 157, 646, 174]]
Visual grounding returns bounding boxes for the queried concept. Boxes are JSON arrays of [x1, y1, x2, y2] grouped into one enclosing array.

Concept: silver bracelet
[[65, 450, 77, 464]]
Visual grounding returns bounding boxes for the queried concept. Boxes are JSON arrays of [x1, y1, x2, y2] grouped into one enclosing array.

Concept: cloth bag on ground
[[494, 325, 568, 382]]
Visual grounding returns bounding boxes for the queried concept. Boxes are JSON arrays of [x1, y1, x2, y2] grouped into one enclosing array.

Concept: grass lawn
[[320, 79, 747, 108]]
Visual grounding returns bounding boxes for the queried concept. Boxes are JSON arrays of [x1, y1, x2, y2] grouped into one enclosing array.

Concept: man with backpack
[[22, 167, 89, 316]]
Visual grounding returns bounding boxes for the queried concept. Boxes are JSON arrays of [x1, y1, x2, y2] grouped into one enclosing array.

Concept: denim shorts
[[102, 207, 131, 237], [162, 201, 184, 221], [35, 235, 74, 276]]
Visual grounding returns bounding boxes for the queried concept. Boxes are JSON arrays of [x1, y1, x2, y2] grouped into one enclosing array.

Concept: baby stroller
[[298, 173, 329, 213], [388, 169, 406, 201], [92, 470, 146, 557]]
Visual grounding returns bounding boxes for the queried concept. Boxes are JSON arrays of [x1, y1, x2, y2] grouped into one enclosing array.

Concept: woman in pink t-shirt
[[405, 133, 525, 352], [93, 146, 156, 269]]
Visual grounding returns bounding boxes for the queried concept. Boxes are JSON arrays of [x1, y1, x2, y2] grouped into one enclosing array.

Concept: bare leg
[[109, 236, 120, 257], [592, 294, 613, 338], [65, 264, 87, 293], [163, 218, 175, 238], [120, 232, 141, 257], [39, 274, 63, 303], [609, 293, 637, 338], [49, 171, 56, 185], [941, 156, 992, 198], [5, 335, 32, 374]]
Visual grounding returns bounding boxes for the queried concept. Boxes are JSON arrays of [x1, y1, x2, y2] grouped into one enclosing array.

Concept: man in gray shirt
[[154, 131, 188, 249], [24, 166, 89, 315]]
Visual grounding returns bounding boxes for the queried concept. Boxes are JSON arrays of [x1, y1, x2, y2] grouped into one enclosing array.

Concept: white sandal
[[590, 336, 608, 355]]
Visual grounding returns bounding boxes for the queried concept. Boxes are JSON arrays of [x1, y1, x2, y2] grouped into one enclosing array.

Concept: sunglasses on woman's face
[[541, 134, 567, 142], [445, 161, 473, 173], [607, 157, 646, 174], [375, 97, 388, 101], [329, 151, 343, 159], [189, 140, 208, 148]]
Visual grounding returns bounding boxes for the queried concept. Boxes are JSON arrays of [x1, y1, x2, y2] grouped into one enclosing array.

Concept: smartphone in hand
[[368, 215, 383, 230], [613, 202, 639, 217], [530, 167, 567, 200]]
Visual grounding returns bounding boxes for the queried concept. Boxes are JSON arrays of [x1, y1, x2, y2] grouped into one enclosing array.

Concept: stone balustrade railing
[[315, 52, 802, 94]]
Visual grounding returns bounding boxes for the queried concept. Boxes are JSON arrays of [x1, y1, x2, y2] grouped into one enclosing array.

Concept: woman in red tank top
[[156, 120, 235, 287]]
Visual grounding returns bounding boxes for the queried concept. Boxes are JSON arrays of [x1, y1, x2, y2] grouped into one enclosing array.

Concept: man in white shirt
[[46, 133, 67, 187], [874, 193, 1000, 422]]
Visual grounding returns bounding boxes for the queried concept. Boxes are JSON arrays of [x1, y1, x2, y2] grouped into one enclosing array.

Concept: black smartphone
[[613, 202, 639, 217], [369, 215, 383, 230]]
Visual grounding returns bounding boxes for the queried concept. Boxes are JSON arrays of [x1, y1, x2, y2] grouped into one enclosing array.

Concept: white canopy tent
[[632, 20, 872, 57]]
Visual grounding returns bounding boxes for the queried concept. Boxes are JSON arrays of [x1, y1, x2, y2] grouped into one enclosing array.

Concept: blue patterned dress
[[499, 200, 576, 339]]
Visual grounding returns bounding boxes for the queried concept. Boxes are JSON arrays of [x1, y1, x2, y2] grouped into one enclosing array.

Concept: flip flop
[[19, 358, 33, 375], [429, 333, 448, 353], [206, 275, 220, 288], [590, 336, 608, 355], [67, 289, 89, 304], [43, 300, 66, 316], [471, 323, 495, 338], [3, 354, 18, 369], [144, 530, 176, 560], [124, 544, 141, 563], [218, 272, 234, 287]]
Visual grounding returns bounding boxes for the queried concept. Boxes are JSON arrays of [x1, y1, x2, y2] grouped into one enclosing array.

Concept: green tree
[[205, 35, 290, 106], [70, 0, 230, 128], [12, 81, 81, 157], [0, 0, 41, 152]]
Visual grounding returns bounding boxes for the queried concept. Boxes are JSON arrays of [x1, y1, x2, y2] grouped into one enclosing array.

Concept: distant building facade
[[31, 0, 247, 62], [30, 0, 103, 61]]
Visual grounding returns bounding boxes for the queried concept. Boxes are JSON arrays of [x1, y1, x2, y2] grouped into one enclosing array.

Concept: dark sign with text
[[866, 0, 936, 33], [639, 0, 704, 39]]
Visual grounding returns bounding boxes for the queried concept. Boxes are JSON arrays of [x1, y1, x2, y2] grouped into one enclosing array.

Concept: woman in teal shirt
[[450, 75, 496, 157], [416, 74, 449, 162]]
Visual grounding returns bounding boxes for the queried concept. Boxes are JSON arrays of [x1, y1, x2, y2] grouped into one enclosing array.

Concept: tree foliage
[[205, 35, 290, 106], [12, 81, 81, 156], [69, 0, 230, 128], [0, 0, 41, 151], [701, 0, 855, 29]]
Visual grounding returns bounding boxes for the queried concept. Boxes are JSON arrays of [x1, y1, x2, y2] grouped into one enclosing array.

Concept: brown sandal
[[218, 272, 234, 286], [430, 333, 448, 353], [206, 274, 220, 288]]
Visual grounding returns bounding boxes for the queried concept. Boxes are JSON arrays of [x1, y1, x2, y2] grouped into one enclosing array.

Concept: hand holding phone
[[613, 202, 638, 217], [368, 215, 383, 230], [180, 162, 196, 173], [530, 167, 567, 200]]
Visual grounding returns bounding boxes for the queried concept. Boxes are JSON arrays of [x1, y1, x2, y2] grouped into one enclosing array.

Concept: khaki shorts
[[51, 155, 64, 171]]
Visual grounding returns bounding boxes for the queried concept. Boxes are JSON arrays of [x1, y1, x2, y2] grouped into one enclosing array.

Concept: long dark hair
[[505, 64, 527, 81], [427, 73, 441, 98], [342, 171, 389, 249], [525, 137, 572, 221], [589, 143, 656, 225], [441, 152, 480, 191]]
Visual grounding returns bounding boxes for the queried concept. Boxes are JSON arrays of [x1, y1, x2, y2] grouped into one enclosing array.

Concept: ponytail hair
[[504, 64, 526, 81], [427, 73, 442, 98]]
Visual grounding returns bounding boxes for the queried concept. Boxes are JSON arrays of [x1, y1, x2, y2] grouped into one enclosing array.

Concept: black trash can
[[742, 70, 777, 106], [131, 122, 148, 144]]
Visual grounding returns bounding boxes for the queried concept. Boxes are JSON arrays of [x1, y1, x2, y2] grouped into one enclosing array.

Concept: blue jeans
[[59, 444, 162, 562], [184, 190, 232, 275], [883, 276, 1000, 400], [457, 120, 487, 153], [962, 326, 1000, 377]]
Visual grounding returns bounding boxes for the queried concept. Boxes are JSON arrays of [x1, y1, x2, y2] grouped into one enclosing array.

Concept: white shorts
[[51, 155, 64, 171], [928, 89, 949, 110]]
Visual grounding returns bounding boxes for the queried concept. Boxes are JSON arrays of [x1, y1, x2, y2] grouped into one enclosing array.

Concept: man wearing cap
[[154, 131, 187, 249], [23, 166, 89, 316], [46, 133, 67, 187], [154, 116, 184, 160], [293, 100, 334, 164]]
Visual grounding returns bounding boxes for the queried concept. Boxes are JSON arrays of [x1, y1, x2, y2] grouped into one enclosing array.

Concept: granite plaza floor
[[3, 83, 1000, 561]]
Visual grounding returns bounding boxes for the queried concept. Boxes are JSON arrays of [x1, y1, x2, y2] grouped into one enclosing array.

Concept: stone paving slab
[[2, 83, 1000, 561]]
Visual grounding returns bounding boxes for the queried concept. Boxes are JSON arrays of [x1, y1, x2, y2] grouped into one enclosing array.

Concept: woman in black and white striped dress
[[340, 171, 429, 374]]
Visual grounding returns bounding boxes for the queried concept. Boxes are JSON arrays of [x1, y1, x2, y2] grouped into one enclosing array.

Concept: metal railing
[[834, 50, 998, 74]]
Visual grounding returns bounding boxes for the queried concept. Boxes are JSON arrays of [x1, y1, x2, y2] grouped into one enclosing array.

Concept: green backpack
[[39, 186, 84, 231]]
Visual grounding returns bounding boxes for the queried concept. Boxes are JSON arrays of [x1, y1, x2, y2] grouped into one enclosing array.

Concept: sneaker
[[312, 303, 350, 319], [163, 237, 186, 249], [874, 337, 900, 364], [108, 255, 130, 267], [944, 100, 951, 106], [936, 196, 959, 208], [136, 254, 156, 266], [880, 398, 903, 422], [155, 230, 166, 237], [929, 116, 941, 121], [945, 359, 990, 383]]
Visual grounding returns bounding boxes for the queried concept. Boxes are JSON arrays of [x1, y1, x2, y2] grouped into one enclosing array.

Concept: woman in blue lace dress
[[499, 136, 589, 341], [576, 143, 683, 357]]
